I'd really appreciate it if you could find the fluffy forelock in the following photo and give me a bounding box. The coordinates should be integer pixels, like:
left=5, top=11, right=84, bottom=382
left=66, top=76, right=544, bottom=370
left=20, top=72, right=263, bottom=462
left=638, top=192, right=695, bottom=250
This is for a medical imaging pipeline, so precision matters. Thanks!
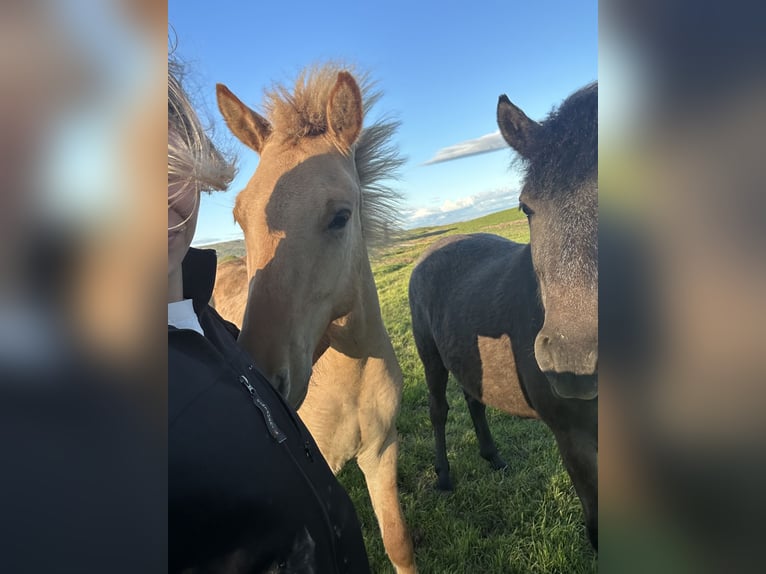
left=262, top=63, right=406, bottom=248
left=523, top=82, right=598, bottom=197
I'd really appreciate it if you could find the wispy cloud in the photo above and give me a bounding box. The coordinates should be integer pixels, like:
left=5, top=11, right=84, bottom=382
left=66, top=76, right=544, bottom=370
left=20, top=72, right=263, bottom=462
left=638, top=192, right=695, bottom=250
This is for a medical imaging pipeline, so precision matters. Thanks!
left=403, top=187, right=519, bottom=229
left=422, top=131, right=507, bottom=166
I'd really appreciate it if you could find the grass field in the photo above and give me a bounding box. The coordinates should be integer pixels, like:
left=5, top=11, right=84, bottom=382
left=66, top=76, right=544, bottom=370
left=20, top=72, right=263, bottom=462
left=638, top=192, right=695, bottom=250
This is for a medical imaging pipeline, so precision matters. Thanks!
left=336, top=208, right=598, bottom=573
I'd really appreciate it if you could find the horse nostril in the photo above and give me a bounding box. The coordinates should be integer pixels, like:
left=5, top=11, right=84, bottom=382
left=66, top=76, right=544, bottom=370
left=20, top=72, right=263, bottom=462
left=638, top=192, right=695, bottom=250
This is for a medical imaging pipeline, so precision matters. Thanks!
left=534, top=332, right=560, bottom=373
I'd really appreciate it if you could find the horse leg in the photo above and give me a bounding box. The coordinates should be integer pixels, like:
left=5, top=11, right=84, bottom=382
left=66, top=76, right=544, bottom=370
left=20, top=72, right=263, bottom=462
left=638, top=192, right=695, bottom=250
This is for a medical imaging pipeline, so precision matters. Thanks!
left=357, top=433, right=417, bottom=574
left=411, top=318, right=453, bottom=491
left=463, top=390, right=507, bottom=471
left=553, top=428, right=598, bottom=550
left=421, top=349, right=452, bottom=491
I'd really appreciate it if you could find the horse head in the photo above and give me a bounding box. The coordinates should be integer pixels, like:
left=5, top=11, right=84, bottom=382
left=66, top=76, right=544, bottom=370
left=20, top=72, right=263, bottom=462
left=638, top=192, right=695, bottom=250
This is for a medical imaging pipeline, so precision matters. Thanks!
left=497, top=83, right=598, bottom=400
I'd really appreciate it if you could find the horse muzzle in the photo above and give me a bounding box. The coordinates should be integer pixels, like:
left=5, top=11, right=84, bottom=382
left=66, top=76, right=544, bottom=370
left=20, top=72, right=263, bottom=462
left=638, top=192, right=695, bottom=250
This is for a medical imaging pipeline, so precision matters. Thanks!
left=544, top=371, right=598, bottom=400
left=270, top=365, right=313, bottom=410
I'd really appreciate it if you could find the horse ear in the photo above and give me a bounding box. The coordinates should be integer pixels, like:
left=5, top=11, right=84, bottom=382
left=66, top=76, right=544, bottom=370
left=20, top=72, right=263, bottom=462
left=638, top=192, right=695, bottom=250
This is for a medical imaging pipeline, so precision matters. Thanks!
left=216, top=83, right=272, bottom=154
left=497, top=94, right=541, bottom=159
left=327, top=72, right=363, bottom=152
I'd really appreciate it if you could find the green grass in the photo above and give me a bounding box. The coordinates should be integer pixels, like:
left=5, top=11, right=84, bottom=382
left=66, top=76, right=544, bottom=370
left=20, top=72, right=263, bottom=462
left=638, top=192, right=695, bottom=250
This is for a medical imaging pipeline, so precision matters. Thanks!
left=338, top=208, right=597, bottom=573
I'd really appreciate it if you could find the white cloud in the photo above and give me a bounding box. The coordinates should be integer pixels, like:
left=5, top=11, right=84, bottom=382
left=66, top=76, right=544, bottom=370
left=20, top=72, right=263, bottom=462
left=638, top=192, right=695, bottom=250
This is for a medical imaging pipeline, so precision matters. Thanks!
left=192, top=230, right=244, bottom=247
left=441, top=196, right=476, bottom=212
left=405, top=187, right=520, bottom=229
left=422, top=131, right=507, bottom=165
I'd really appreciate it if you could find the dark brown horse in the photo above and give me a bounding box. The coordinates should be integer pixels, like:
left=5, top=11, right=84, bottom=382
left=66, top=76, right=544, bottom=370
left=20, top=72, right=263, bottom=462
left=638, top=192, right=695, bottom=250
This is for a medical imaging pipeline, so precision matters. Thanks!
left=408, top=83, right=598, bottom=549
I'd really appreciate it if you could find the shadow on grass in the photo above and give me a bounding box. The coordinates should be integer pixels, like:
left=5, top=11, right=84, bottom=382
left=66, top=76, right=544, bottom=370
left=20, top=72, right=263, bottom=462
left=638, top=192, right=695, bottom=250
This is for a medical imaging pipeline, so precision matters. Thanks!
left=405, top=227, right=458, bottom=241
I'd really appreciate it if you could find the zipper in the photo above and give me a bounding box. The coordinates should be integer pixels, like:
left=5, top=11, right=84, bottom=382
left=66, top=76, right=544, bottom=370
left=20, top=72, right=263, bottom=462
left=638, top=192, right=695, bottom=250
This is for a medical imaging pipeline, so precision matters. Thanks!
left=246, top=364, right=313, bottom=440
left=241, top=367, right=340, bottom=570
left=239, top=374, right=287, bottom=443
left=243, top=367, right=316, bottom=464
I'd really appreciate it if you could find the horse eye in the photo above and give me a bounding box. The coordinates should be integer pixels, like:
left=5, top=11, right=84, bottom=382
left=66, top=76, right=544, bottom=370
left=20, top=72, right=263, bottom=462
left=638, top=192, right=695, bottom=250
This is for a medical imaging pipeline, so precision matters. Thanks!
left=328, top=209, right=351, bottom=230
left=519, top=202, right=534, bottom=217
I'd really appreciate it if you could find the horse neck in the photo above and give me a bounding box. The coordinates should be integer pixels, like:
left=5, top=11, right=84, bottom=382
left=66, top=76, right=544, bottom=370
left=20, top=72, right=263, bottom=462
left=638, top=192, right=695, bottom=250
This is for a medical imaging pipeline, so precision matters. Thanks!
left=326, top=246, right=388, bottom=355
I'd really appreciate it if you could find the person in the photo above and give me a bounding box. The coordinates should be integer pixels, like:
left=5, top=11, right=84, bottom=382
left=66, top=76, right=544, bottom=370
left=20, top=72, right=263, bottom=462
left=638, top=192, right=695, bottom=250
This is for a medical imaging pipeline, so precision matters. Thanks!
left=1, top=6, right=165, bottom=573
left=168, top=56, right=371, bottom=573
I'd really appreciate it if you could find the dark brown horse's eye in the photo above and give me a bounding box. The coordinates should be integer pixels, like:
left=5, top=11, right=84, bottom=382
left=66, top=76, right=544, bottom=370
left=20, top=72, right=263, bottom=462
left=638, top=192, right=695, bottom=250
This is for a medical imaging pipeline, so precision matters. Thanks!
left=519, top=202, right=534, bottom=217
left=328, top=209, right=351, bottom=230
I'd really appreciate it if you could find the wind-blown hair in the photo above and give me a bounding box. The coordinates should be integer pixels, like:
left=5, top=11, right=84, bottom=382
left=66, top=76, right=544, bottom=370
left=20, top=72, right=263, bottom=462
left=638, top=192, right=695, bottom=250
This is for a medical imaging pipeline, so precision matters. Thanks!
left=262, top=63, right=405, bottom=247
left=168, top=57, right=236, bottom=200
left=522, top=82, right=598, bottom=197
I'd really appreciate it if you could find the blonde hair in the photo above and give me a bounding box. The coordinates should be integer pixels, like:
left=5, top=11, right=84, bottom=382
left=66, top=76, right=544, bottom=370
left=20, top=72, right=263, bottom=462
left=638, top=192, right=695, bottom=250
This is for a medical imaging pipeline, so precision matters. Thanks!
left=168, top=57, right=236, bottom=227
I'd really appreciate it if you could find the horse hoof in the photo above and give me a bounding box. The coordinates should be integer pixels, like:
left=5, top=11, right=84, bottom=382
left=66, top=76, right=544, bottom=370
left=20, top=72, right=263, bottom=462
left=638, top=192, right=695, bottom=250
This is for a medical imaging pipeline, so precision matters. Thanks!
left=434, top=478, right=454, bottom=492
left=490, top=457, right=508, bottom=471
left=588, top=526, right=598, bottom=552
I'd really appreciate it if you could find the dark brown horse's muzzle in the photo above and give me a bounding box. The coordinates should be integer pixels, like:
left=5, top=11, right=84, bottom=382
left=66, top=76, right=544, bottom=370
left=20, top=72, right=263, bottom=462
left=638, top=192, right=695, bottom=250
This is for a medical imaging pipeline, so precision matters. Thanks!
left=544, top=371, right=598, bottom=400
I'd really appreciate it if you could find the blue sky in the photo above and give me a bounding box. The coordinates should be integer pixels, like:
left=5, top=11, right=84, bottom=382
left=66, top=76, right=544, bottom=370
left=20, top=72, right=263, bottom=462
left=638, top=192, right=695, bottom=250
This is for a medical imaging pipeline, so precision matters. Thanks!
left=169, top=1, right=597, bottom=245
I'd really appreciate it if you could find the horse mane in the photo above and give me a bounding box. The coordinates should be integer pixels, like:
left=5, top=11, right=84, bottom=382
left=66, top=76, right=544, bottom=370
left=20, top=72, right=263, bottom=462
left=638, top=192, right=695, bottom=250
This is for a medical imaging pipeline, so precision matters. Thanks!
left=523, top=82, right=598, bottom=196
left=262, top=63, right=405, bottom=248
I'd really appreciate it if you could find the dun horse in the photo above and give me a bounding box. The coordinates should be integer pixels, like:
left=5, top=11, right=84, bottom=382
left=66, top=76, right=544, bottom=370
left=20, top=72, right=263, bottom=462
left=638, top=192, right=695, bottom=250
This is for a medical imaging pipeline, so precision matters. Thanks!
left=214, top=65, right=416, bottom=573
left=408, top=83, right=598, bottom=549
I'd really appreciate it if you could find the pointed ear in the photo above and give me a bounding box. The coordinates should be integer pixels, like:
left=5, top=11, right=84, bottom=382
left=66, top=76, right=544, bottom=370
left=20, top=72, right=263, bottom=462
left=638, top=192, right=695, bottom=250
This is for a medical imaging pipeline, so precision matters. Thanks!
left=497, top=94, right=542, bottom=159
left=216, top=83, right=272, bottom=154
left=326, top=72, right=363, bottom=152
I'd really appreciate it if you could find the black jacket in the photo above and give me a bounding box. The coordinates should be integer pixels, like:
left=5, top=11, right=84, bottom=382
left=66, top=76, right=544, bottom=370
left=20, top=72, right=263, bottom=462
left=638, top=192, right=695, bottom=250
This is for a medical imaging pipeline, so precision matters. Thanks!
left=169, top=248, right=370, bottom=573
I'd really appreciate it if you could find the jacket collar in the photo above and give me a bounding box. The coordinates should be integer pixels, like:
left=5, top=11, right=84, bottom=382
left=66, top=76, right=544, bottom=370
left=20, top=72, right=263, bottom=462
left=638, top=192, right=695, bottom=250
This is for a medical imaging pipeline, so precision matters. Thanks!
left=181, top=247, right=218, bottom=314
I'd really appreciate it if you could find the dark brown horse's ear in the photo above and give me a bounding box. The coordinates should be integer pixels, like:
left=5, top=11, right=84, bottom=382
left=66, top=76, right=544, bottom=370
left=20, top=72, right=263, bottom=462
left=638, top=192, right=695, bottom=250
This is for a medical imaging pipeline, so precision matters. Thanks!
left=216, top=83, right=272, bottom=154
left=327, top=71, right=363, bottom=153
left=497, top=94, right=542, bottom=159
